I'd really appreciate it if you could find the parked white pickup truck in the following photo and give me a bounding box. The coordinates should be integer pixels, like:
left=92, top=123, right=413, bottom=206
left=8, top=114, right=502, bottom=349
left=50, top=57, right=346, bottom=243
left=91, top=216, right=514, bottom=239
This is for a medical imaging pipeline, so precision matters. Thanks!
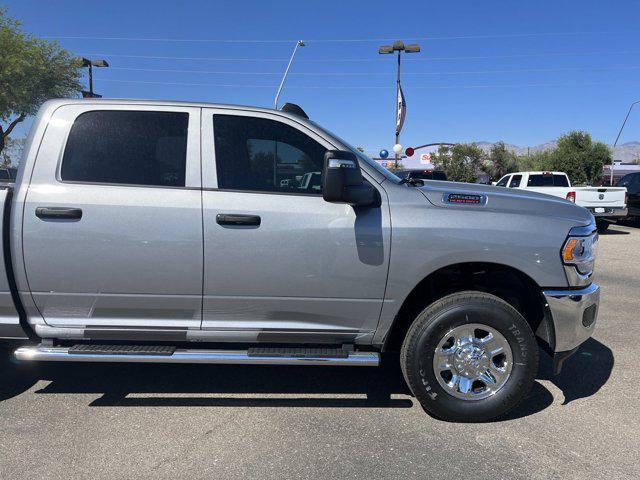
left=495, top=171, right=627, bottom=232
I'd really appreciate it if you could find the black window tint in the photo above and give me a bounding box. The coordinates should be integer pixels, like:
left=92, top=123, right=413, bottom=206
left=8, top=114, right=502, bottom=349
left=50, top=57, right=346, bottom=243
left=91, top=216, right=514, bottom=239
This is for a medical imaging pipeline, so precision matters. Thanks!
left=509, top=174, right=522, bottom=187
left=213, top=115, right=326, bottom=193
left=527, top=174, right=552, bottom=186
left=527, top=174, right=549, bottom=186
left=408, top=171, right=446, bottom=181
left=617, top=174, right=632, bottom=187
left=527, top=174, right=569, bottom=187
left=408, top=171, right=429, bottom=180
left=61, top=111, right=188, bottom=187
left=553, top=174, right=569, bottom=187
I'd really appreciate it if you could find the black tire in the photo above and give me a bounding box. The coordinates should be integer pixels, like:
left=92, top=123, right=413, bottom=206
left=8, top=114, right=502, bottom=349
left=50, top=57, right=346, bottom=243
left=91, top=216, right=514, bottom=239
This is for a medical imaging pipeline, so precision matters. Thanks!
left=596, top=220, right=610, bottom=233
left=400, top=291, right=538, bottom=422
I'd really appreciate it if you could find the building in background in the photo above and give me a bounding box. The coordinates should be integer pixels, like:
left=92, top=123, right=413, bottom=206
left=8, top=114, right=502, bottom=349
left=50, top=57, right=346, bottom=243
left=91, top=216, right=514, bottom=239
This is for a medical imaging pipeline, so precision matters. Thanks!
left=602, top=161, right=640, bottom=185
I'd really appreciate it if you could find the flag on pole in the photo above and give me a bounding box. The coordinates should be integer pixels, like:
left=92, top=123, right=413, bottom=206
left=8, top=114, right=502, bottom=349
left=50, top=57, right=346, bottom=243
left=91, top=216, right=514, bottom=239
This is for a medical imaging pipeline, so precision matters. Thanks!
left=396, top=83, right=406, bottom=135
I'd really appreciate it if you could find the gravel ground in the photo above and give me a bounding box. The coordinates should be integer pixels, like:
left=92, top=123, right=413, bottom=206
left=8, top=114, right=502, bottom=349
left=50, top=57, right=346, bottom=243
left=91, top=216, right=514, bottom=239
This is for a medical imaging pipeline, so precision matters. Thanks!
left=1, top=222, right=638, bottom=480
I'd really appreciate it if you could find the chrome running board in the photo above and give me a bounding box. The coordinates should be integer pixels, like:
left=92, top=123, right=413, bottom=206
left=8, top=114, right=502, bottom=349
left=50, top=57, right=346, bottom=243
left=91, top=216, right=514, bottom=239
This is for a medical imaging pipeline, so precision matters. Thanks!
left=14, top=345, right=380, bottom=367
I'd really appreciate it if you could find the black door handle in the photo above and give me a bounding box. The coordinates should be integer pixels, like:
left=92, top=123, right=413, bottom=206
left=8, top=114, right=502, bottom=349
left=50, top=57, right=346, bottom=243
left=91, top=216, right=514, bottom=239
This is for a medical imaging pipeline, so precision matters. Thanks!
left=36, top=207, right=83, bottom=220
left=216, top=214, right=261, bottom=226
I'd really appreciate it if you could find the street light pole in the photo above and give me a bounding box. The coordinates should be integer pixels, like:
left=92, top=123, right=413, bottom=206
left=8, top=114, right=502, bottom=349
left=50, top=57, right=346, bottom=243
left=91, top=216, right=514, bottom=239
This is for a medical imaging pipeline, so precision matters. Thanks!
left=379, top=40, right=420, bottom=169
left=611, top=100, right=640, bottom=185
left=76, top=57, right=109, bottom=98
left=88, top=63, right=94, bottom=95
left=274, top=40, right=305, bottom=110
left=395, top=50, right=401, bottom=156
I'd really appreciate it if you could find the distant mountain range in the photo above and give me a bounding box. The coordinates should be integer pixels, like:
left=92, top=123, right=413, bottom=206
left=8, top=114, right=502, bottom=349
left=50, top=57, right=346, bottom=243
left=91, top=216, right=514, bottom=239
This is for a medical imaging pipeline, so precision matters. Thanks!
left=474, top=141, right=640, bottom=163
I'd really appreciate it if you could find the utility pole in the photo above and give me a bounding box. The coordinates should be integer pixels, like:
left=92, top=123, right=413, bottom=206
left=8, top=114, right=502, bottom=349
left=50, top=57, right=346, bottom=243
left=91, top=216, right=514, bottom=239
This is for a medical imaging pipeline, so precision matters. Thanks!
left=274, top=40, right=305, bottom=110
left=611, top=100, right=640, bottom=185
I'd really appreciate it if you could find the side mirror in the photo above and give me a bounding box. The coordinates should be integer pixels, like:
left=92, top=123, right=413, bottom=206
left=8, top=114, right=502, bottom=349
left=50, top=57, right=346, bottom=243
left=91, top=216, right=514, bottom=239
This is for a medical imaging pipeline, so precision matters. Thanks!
left=322, top=150, right=379, bottom=207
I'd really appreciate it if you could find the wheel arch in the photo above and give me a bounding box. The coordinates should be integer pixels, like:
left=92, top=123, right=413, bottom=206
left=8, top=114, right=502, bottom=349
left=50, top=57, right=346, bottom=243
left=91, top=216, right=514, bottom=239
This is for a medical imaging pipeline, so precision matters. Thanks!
left=382, top=261, right=551, bottom=352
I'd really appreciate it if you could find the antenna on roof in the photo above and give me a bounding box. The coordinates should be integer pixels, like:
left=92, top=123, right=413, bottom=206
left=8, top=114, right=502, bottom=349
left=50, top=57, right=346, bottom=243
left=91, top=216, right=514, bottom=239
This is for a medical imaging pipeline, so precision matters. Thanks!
left=280, top=103, right=309, bottom=119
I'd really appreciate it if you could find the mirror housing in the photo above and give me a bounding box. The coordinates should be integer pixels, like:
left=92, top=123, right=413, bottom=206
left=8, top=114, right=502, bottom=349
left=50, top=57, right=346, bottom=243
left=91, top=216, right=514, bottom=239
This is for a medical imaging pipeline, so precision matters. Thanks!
left=322, top=150, right=379, bottom=207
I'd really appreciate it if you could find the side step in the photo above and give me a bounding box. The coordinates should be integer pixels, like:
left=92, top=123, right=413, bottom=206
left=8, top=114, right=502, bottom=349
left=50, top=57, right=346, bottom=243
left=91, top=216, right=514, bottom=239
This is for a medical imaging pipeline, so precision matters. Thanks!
left=14, top=344, right=379, bottom=367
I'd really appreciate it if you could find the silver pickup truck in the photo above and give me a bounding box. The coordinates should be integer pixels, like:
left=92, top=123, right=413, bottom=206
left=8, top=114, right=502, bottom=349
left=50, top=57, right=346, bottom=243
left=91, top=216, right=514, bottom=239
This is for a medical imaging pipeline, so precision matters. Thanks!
left=0, top=99, right=600, bottom=422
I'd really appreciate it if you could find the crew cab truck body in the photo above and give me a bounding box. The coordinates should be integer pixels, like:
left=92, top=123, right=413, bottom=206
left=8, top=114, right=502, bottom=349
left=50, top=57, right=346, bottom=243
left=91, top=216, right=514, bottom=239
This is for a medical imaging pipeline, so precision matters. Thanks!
left=1, top=99, right=600, bottom=422
left=495, top=171, right=627, bottom=232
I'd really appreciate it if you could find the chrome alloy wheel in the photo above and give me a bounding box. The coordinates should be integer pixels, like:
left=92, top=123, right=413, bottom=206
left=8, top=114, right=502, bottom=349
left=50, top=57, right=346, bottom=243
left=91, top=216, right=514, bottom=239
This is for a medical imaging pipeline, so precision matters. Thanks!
left=433, top=323, right=513, bottom=401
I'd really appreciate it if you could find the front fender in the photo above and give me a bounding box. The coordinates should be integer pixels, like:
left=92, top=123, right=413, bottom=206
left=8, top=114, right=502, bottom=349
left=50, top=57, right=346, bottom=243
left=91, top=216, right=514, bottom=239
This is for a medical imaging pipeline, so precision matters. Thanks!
left=372, top=189, right=575, bottom=346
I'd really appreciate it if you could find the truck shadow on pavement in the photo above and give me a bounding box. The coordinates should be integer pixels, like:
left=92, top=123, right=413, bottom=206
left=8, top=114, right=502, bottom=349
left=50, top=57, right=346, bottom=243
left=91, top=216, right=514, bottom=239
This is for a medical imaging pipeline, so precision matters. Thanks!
left=0, top=338, right=613, bottom=419
left=600, top=227, right=630, bottom=235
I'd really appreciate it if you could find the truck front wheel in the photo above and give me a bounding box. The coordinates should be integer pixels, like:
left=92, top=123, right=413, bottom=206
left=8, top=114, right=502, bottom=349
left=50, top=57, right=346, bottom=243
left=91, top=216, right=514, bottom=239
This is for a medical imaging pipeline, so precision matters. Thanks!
left=400, top=291, right=538, bottom=422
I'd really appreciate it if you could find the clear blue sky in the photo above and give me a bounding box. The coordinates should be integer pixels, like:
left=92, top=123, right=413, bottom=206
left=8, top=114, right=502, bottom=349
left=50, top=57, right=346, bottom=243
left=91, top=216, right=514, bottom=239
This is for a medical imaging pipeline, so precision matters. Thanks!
left=4, top=0, right=640, bottom=154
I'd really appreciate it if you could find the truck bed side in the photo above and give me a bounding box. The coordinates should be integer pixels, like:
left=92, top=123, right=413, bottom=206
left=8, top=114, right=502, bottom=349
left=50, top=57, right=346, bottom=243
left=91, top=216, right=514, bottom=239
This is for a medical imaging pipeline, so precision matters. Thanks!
left=519, top=186, right=573, bottom=201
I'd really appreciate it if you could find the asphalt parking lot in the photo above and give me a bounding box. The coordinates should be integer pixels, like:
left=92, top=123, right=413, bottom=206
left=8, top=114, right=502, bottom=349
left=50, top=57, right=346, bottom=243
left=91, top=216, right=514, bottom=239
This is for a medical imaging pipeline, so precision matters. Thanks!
left=1, top=222, right=639, bottom=480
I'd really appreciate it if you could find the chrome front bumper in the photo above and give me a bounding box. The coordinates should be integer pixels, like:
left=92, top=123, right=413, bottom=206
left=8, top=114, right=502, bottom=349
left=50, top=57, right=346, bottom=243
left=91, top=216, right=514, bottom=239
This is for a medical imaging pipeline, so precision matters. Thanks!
left=543, top=283, right=600, bottom=353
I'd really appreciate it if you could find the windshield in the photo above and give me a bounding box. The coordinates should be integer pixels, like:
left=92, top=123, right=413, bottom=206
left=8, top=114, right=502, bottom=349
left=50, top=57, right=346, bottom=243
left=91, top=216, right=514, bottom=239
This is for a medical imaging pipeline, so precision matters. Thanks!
left=308, top=121, right=401, bottom=184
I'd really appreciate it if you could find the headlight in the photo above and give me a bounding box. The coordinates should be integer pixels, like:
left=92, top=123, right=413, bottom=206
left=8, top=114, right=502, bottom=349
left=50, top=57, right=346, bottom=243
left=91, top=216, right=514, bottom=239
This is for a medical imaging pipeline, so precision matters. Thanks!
left=561, top=224, right=598, bottom=284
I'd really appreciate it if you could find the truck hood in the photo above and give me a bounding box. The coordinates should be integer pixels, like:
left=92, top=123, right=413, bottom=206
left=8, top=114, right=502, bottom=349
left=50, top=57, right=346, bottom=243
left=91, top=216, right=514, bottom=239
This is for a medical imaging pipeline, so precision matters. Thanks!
left=417, top=180, right=594, bottom=226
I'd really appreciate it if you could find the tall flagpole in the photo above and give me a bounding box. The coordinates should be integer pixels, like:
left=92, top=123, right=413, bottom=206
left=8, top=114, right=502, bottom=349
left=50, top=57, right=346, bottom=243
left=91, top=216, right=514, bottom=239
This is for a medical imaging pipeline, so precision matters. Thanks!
left=395, top=50, right=402, bottom=169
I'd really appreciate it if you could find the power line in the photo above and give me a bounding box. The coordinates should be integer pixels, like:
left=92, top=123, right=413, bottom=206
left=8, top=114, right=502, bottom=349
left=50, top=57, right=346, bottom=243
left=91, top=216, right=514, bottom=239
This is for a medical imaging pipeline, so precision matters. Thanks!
left=427, top=50, right=638, bottom=61
left=83, top=53, right=290, bottom=62
left=109, top=65, right=640, bottom=77
left=100, top=78, right=640, bottom=90
left=45, top=30, right=636, bottom=44
left=80, top=50, right=639, bottom=63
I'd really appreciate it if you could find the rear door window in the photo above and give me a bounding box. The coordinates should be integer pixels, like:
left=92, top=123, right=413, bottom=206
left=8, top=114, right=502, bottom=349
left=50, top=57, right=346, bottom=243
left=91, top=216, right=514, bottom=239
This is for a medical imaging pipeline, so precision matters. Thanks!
left=61, top=110, right=189, bottom=187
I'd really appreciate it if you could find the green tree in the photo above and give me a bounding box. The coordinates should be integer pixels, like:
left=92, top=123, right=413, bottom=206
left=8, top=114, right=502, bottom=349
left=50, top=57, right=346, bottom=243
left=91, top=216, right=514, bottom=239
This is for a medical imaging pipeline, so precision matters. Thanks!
left=0, top=8, right=81, bottom=155
left=0, top=136, right=24, bottom=167
left=487, top=142, right=518, bottom=180
left=552, top=131, right=611, bottom=185
left=431, top=143, right=485, bottom=183
left=516, top=150, right=554, bottom=172
left=514, top=132, right=611, bottom=185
